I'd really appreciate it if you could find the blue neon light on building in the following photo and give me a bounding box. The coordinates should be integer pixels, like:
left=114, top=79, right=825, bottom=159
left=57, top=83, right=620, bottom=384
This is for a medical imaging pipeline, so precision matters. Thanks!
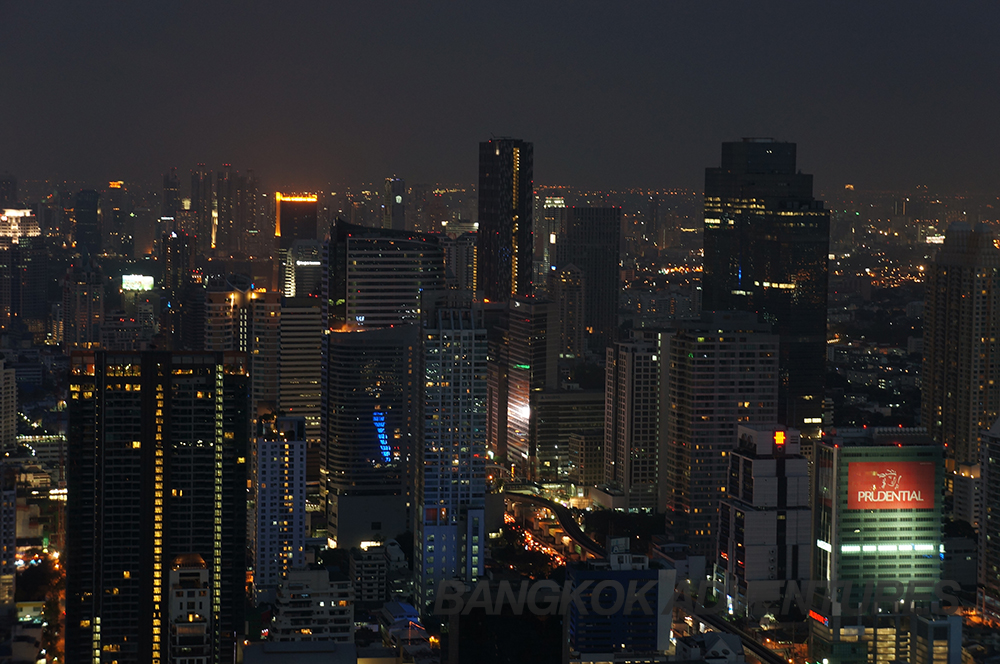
left=373, top=411, right=391, bottom=463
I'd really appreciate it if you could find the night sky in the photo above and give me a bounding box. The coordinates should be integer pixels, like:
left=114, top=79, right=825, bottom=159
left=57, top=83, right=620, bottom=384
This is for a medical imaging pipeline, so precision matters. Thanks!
left=4, top=2, right=999, bottom=193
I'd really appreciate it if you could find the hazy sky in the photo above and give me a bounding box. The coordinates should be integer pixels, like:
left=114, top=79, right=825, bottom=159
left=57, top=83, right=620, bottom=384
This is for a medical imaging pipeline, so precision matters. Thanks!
left=4, top=2, right=999, bottom=193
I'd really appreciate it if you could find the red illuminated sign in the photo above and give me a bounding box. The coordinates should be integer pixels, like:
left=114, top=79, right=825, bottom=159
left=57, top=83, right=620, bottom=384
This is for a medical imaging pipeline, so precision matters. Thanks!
left=847, top=461, right=935, bottom=510
left=808, top=609, right=829, bottom=626
left=774, top=430, right=786, bottom=446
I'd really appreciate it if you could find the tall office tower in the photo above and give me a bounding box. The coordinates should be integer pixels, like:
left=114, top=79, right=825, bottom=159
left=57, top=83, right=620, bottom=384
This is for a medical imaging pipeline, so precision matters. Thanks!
left=281, top=239, right=323, bottom=297
left=477, top=137, right=533, bottom=302
left=190, top=164, right=214, bottom=254
left=416, top=291, right=495, bottom=612
left=277, top=297, right=323, bottom=478
left=235, top=170, right=260, bottom=256
left=213, top=165, right=233, bottom=254
left=162, top=230, right=193, bottom=292
left=383, top=177, right=406, bottom=231
left=275, top=193, right=319, bottom=293
left=534, top=389, right=605, bottom=481
left=549, top=264, right=586, bottom=359
left=441, top=232, right=478, bottom=292
left=321, top=325, right=418, bottom=549
left=61, top=258, right=104, bottom=351
left=160, top=230, right=194, bottom=347
left=323, top=220, right=445, bottom=328
left=811, top=427, right=944, bottom=664
left=66, top=351, right=248, bottom=664
left=717, top=425, right=811, bottom=615
left=922, top=222, right=1000, bottom=465
left=250, top=416, right=307, bottom=604
left=248, top=291, right=282, bottom=421
left=0, top=360, right=14, bottom=456
left=980, top=420, right=1000, bottom=621
left=203, top=275, right=253, bottom=352
left=662, top=311, right=779, bottom=555
left=486, top=297, right=559, bottom=479
left=162, top=167, right=181, bottom=220
left=74, top=189, right=102, bottom=255
left=537, top=196, right=566, bottom=294
left=557, top=207, right=623, bottom=352
left=103, top=180, right=130, bottom=254
left=702, top=139, right=830, bottom=437
left=0, top=209, right=44, bottom=333
left=604, top=331, right=661, bottom=511
left=0, top=173, right=16, bottom=207
left=0, top=464, right=14, bottom=613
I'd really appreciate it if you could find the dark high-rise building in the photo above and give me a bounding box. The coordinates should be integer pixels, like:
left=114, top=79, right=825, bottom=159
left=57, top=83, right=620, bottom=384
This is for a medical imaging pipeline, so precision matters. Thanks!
left=190, top=164, right=214, bottom=254
left=66, top=351, right=248, bottom=664
left=556, top=207, right=622, bottom=351
left=215, top=164, right=235, bottom=254
left=702, top=139, right=829, bottom=436
left=477, top=137, right=533, bottom=302
left=74, top=189, right=102, bottom=255
left=921, top=223, right=1000, bottom=465
left=275, top=192, right=319, bottom=248
left=323, top=219, right=445, bottom=329
left=235, top=170, right=259, bottom=256
left=321, top=325, right=417, bottom=549
left=162, top=167, right=181, bottom=220
left=383, top=176, right=406, bottom=231
left=0, top=173, right=16, bottom=208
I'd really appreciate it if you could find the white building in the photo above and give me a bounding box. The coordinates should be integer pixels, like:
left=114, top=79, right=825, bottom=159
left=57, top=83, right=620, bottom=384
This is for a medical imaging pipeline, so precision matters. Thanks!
left=251, top=417, right=307, bottom=604
left=416, top=292, right=495, bottom=612
left=717, top=425, right=811, bottom=614
left=168, top=554, right=212, bottom=664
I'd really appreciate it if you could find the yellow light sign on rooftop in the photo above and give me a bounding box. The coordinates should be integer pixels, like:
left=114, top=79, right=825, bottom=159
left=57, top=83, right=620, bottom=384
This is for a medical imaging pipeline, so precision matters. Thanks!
left=274, top=192, right=318, bottom=237
left=275, top=192, right=317, bottom=203
left=109, top=181, right=123, bottom=189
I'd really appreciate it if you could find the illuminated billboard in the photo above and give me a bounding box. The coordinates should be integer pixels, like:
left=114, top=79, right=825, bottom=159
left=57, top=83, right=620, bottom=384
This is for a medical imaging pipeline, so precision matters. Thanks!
left=122, top=274, right=154, bottom=291
left=848, top=461, right=935, bottom=510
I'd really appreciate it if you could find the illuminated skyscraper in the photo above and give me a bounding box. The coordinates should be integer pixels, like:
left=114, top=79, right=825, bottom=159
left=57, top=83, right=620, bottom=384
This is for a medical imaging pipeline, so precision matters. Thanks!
left=383, top=176, right=406, bottom=231
left=0, top=209, right=44, bottom=333
left=415, top=291, right=498, bottom=611
left=190, top=164, right=214, bottom=255
left=921, top=222, right=1000, bottom=465
left=275, top=192, right=319, bottom=294
left=323, top=220, right=444, bottom=328
left=250, top=416, right=307, bottom=604
left=702, top=139, right=829, bottom=437
left=811, top=427, right=944, bottom=664
left=477, top=137, right=533, bottom=302
left=485, top=296, right=558, bottom=479
left=66, top=351, right=248, bottom=664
